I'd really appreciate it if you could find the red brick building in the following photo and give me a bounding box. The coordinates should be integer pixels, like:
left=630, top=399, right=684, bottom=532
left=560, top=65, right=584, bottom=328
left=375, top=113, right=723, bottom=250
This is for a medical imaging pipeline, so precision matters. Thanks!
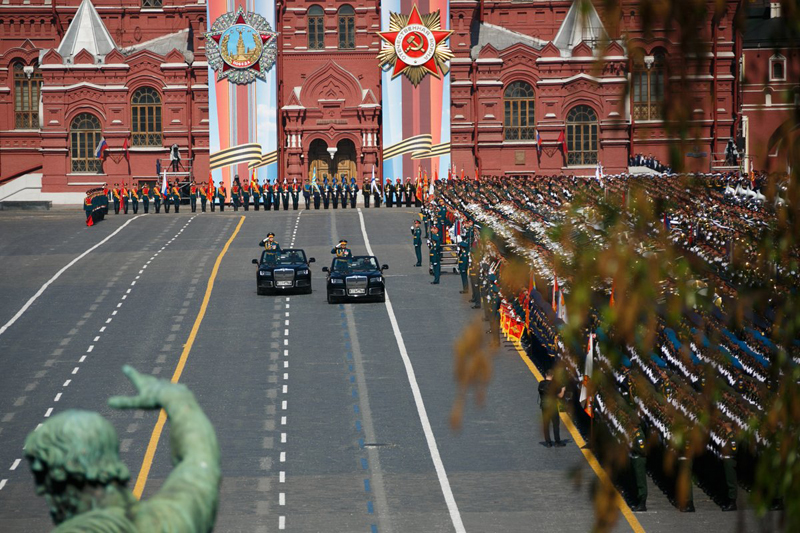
left=275, top=0, right=381, bottom=185
left=740, top=0, right=799, bottom=173
left=0, top=0, right=208, bottom=201
left=449, top=0, right=742, bottom=177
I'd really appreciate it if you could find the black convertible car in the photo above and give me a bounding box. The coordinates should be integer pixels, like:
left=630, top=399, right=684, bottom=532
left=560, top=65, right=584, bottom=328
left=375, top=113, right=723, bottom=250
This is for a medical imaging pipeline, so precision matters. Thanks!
left=322, top=255, right=388, bottom=304
left=252, top=248, right=315, bottom=295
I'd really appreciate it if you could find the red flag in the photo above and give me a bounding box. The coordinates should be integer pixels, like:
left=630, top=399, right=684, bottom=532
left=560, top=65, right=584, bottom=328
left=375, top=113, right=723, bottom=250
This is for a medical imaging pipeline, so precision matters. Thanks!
left=122, top=138, right=129, bottom=162
left=557, top=131, right=567, bottom=154
left=475, top=168, right=479, bottom=181
left=460, top=168, right=465, bottom=180
left=86, top=214, right=94, bottom=227
left=447, top=167, right=452, bottom=181
left=609, top=280, right=615, bottom=308
left=552, top=276, right=558, bottom=312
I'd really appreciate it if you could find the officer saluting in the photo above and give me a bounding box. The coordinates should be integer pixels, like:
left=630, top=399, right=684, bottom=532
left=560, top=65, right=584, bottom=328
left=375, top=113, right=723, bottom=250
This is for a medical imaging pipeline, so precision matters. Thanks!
left=411, top=219, right=422, bottom=267
left=331, top=240, right=352, bottom=258
left=259, top=233, right=282, bottom=263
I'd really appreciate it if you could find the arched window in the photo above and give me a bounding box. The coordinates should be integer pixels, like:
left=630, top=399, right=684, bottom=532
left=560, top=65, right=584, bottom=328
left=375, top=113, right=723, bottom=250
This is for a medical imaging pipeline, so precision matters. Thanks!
left=566, top=105, right=598, bottom=166
left=503, top=81, right=535, bottom=141
left=338, top=5, right=355, bottom=50
left=308, top=5, right=324, bottom=50
left=765, top=89, right=773, bottom=107
left=70, top=113, right=102, bottom=173
left=770, top=54, right=786, bottom=81
left=131, top=87, right=162, bottom=146
left=13, top=62, right=42, bottom=129
left=632, top=50, right=665, bottom=121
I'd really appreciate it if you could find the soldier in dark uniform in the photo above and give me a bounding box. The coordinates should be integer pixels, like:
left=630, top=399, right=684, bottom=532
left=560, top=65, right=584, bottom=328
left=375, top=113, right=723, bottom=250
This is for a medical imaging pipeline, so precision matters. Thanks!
left=313, top=180, right=321, bottom=209
left=281, top=180, right=290, bottom=210
left=253, top=179, right=261, bottom=211
left=291, top=179, right=300, bottom=210
left=350, top=178, right=358, bottom=208
left=429, top=225, right=441, bottom=284
left=272, top=181, right=281, bottom=211
left=405, top=178, right=414, bottom=207
left=231, top=178, right=241, bottom=211
left=469, top=249, right=481, bottom=308
left=457, top=241, right=469, bottom=293
left=153, top=186, right=163, bottom=213
left=171, top=182, right=181, bottom=213
left=190, top=180, right=198, bottom=212
left=332, top=178, right=341, bottom=209
left=217, top=182, right=227, bottom=212
left=259, top=232, right=282, bottom=264
left=372, top=178, right=382, bottom=208
left=411, top=219, right=422, bottom=266
left=629, top=428, right=648, bottom=512
left=303, top=181, right=311, bottom=209
left=395, top=178, right=403, bottom=207
left=331, top=240, right=353, bottom=258
left=121, top=184, right=129, bottom=214
left=340, top=177, right=348, bottom=209
left=199, top=182, right=207, bottom=212
left=265, top=179, right=273, bottom=211
left=720, top=423, right=738, bottom=511
left=129, top=184, right=139, bottom=214
left=241, top=180, right=251, bottom=211
left=538, top=369, right=566, bottom=447
left=385, top=179, right=394, bottom=207
left=142, top=183, right=151, bottom=214
left=163, top=183, right=171, bottom=213
left=322, top=177, right=331, bottom=209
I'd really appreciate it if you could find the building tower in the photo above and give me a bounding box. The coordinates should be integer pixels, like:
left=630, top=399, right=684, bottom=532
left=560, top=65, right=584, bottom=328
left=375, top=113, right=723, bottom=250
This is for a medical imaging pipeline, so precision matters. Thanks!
left=275, top=1, right=382, bottom=185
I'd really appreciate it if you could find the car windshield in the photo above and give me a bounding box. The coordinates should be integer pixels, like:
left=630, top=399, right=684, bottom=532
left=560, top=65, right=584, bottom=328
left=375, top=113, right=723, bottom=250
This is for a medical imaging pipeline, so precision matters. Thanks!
left=262, top=250, right=306, bottom=265
left=332, top=256, right=379, bottom=273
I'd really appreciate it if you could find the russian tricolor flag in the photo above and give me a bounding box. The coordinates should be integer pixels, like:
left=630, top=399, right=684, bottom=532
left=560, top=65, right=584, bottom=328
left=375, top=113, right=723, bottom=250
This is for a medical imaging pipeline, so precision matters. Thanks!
left=95, top=138, right=108, bottom=159
left=535, top=129, right=542, bottom=156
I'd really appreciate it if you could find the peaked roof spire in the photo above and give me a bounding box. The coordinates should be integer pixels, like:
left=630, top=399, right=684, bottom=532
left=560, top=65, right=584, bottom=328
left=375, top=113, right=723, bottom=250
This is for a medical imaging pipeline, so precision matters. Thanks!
left=553, top=0, right=609, bottom=57
left=56, top=0, right=117, bottom=64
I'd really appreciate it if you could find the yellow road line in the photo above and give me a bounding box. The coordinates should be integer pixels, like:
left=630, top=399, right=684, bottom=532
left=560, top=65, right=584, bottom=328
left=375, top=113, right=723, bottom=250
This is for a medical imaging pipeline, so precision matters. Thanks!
left=132, top=215, right=246, bottom=499
left=512, top=341, right=646, bottom=533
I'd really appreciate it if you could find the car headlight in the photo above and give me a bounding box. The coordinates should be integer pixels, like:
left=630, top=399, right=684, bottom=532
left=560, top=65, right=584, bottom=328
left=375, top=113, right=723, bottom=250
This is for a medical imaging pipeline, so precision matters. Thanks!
left=297, top=269, right=309, bottom=276
left=371, top=276, right=383, bottom=283
left=331, top=278, right=344, bottom=285
left=259, top=270, right=271, bottom=276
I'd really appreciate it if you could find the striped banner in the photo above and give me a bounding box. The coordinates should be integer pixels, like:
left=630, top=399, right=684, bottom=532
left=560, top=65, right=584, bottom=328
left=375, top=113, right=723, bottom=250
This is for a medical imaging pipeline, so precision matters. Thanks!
left=411, top=141, right=451, bottom=160
left=248, top=150, right=278, bottom=170
left=210, top=142, right=263, bottom=170
left=383, top=134, right=432, bottom=161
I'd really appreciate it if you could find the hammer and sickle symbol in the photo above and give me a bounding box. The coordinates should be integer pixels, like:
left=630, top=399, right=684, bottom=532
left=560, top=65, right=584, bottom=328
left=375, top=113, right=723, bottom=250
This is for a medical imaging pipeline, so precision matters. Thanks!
left=404, top=32, right=425, bottom=53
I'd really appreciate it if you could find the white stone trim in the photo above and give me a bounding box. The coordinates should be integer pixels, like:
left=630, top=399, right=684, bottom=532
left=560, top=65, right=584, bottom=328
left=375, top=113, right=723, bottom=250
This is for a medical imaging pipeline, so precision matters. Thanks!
left=538, top=73, right=626, bottom=85
left=160, top=63, right=189, bottom=69
left=537, top=56, right=627, bottom=63
left=41, top=82, right=127, bottom=91
left=39, top=64, right=130, bottom=70
left=476, top=80, right=503, bottom=86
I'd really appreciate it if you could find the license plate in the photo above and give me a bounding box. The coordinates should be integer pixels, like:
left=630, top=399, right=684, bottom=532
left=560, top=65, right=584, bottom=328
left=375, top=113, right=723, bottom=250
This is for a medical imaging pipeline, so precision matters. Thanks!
left=277, top=281, right=292, bottom=287
left=349, top=289, right=365, bottom=295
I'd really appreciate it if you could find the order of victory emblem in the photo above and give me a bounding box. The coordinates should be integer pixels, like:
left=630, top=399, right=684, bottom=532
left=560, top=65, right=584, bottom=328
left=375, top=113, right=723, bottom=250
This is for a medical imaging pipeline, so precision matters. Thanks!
left=377, top=4, right=453, bottom=87
left=206, top=7, right=277, bottom=85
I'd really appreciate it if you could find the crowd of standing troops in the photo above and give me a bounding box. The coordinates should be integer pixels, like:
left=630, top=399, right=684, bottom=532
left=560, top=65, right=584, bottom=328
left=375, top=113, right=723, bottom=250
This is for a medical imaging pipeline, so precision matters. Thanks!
left=99, top=175, right=432, bottom=214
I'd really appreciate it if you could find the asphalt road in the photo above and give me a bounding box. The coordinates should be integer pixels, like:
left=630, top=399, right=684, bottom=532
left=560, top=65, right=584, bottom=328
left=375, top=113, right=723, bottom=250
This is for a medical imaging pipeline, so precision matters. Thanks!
left=0, top=207, right=772, bottom=532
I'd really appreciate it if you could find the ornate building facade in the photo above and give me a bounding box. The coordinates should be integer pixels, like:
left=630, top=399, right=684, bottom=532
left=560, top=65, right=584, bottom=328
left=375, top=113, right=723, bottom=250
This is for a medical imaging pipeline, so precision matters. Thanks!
left=449, top=0, right=742, bottom=177
left=0, top=0, right=208, bottom=199
left=275, top=0, right=381, bottom=185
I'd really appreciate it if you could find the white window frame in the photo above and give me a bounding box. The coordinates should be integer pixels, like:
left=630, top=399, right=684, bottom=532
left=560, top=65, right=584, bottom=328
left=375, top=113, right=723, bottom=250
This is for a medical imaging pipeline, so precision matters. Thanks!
left=769, top=54, right=786, bottom=82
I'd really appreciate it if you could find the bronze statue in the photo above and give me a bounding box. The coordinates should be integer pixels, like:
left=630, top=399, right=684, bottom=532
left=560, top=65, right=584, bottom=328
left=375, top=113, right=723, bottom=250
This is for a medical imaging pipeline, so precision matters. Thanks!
left=24, top=366, right=220, bottom=532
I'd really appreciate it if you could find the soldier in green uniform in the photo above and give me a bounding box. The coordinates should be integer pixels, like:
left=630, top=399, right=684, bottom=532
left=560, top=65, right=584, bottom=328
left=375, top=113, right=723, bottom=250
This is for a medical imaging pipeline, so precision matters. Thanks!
left=265, top=179, right=273, bottom=211
left=242, top=181, right=250, bottom=211
left=457, top=241, right=469, bottom=293
left=253, top=179, right=261, bottom=211
left=163, top=183, right=171, bottom=213
left=411, top=220, right=422, bottom=266
left=469, top=249, right=482, bottom=308
left=129, top=184, right=139, bottom=214
left=720, top=423, right=738, bottom=511
left=190, top=180, right=198, bottom=212
left=281, top=180, right=290, bottom=210
left=259, top=233, right=282, bottom=264
left=153, top=186, right=163, bottom=213
left=272, top=181, right=281, bottom=210
left=331, top=240, right=353, bottom=258
left=143, top=183, right=151, bottom=213
left=291, top=179, right=300, bottom=210
left=429, top=225, right=441, bottom=284
left=630, top=428, right=648, bottom=511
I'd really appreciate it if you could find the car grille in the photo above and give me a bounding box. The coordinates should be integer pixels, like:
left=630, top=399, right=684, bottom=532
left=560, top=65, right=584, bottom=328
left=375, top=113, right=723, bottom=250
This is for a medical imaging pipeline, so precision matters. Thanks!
left=274, top=269, right=295, bottom=283
left=346, top=276, right=367, bottom=291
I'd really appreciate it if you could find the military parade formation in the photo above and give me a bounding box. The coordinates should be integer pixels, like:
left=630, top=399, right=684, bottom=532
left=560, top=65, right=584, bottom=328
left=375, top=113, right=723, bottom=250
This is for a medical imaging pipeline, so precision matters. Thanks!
left=413, top=171, right=793, bottom=516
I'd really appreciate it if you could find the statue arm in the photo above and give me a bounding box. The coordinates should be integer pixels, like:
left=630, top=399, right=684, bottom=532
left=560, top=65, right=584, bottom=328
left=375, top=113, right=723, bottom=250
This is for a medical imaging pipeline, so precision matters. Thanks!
left=109, top=366, right=220, bottom=533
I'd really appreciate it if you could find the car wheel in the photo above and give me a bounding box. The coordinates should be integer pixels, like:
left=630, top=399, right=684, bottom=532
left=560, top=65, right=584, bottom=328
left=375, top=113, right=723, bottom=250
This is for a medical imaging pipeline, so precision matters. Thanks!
left=327, top=292, right=335, bottom=304
left=257, top=287, right=265, bottom=296
left=304, top=286, right=313, bottom=295
left=379, top=294, right=386, bottom=303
